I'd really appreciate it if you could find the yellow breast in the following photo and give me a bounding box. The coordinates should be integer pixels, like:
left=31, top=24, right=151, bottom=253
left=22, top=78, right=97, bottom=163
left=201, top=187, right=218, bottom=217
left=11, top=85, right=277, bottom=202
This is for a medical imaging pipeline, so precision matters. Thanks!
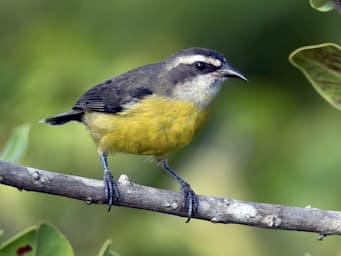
left=82, top=95, right=209, bottom=156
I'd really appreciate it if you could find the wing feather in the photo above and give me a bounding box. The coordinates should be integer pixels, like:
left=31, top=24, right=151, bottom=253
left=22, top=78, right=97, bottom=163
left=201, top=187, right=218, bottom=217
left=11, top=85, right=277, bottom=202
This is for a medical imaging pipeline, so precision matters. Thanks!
left=73, top=65, right=157, bottom=114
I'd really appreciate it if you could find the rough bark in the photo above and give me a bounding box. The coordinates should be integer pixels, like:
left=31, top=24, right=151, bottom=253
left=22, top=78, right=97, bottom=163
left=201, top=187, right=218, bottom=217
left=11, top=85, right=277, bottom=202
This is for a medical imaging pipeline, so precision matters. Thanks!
left=1, top=160, right=341, bottom=238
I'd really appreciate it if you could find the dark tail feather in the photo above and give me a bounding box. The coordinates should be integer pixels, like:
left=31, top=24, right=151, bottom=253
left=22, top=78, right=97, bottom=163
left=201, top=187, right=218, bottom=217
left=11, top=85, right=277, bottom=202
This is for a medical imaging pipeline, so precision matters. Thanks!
left=42, top=109, right=84, bottom=125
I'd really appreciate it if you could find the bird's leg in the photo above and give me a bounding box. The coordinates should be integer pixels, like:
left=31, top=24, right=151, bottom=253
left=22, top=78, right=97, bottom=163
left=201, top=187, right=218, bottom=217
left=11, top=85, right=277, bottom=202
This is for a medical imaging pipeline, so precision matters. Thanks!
left=159, top=159, right=198, bottom=222
left=100, top=153, right=120, bottom=211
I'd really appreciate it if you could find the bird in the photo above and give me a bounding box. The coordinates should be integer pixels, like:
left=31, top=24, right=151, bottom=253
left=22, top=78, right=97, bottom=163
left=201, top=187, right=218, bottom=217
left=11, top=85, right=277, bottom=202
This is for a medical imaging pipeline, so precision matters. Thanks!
left=43, top=47, right=247, bottom=222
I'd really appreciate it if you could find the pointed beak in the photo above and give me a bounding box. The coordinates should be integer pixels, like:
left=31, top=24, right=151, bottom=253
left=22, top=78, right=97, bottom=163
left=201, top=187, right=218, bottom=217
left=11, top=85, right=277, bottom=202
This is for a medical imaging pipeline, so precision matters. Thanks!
left=219, top=63, right=248, bottom=81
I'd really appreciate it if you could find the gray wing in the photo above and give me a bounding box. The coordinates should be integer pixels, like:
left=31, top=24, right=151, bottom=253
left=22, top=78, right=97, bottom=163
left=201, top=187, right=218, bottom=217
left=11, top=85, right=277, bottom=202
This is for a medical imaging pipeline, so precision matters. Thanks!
left=73, top=63, right=161, bottom=113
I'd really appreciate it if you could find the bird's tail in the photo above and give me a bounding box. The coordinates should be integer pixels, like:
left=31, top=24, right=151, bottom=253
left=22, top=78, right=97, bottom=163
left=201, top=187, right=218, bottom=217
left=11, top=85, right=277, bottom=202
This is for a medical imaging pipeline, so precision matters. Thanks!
left=42, top=109, right=84, bottom=125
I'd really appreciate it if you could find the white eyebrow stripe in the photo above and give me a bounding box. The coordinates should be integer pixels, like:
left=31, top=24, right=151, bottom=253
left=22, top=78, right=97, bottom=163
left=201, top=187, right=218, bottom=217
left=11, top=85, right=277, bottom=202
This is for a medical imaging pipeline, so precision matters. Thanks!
left=167, top=54, right=222, bottom=70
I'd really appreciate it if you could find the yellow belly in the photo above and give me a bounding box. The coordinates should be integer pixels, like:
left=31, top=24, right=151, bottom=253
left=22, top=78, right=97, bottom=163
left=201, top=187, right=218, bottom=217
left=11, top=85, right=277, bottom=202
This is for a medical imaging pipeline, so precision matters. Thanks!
left=82, top=95, right=209, bottom=156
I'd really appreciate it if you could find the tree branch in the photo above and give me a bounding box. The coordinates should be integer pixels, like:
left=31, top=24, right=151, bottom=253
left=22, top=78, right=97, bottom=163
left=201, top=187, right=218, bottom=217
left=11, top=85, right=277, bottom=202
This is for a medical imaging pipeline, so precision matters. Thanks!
left=1, top=160, right=341, bottom=238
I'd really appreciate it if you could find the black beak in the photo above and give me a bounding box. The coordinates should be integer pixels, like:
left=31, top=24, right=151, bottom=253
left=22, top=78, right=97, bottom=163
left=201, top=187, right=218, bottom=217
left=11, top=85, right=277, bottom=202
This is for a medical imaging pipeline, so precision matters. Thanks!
left=219, top=63, right=247, bottom=81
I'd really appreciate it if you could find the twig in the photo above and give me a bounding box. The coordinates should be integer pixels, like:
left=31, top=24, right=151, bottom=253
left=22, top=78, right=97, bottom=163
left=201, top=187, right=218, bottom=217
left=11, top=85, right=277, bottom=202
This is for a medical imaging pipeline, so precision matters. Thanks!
left=1, top=160, right=341, bottom=237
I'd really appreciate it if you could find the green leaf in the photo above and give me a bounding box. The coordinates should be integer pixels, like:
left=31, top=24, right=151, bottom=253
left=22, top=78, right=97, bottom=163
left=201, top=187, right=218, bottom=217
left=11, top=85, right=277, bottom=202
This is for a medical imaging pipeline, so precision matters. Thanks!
left=0, top=230, right=3, bottom=238
left=97, top=240, right=119, bottom=256
left=309, top=0, right=337, bottom=11
left=0, top=222, right=75, bottom=256
left=0, top=222, right=117, bottom=256
left=289, top=43, right=341, bottom=110
left=0, top=225, right=38, bottom=256
left=0, top=124, right=30, bottom=162
left=35, top=223, right=75, bottom=256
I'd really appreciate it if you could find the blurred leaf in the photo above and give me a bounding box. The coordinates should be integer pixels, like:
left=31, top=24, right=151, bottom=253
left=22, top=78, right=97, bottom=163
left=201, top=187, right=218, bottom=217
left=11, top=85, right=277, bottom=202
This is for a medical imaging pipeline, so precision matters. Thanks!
left=334, top=0, right=341, bottom=11
left=35, top=223, right=75, bottom=256
left=0, top=222, right=75, bottom=256
left=97, top=240, right=119, bottom=256
left=0, top=225, right=37, bottom=256
left=309, top=0, right=338, bottom=11
left=289, top=43, right=341, bottom=110
left=0, top=124, right=30, bottom=162
left=0, top=230, right=3, bottom=238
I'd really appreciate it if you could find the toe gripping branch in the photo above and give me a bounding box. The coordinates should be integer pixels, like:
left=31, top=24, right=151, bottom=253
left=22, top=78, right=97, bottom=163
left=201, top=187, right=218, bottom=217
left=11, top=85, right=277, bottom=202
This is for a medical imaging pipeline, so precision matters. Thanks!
left=99, top=154, right=198, bottom=220
left=101, top=153, right=120, bottom=211
left=159, top=159, right=199, bottom=222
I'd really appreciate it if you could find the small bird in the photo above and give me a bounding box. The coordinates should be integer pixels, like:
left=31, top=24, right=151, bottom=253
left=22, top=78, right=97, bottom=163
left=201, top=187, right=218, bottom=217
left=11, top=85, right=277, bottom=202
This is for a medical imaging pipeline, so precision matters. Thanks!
left=43, top=47, right=246, bottom=222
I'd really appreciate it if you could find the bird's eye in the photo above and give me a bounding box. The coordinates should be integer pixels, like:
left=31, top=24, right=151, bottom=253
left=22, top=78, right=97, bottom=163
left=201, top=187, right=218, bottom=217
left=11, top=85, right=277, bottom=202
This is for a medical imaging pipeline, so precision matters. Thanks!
left=195, top=62, right=206, bottom=71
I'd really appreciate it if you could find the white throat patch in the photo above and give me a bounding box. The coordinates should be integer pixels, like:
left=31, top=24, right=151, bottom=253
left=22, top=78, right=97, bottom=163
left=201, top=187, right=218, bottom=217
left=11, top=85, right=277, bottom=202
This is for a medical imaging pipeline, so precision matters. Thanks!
left=172, top=73, right=223, bottom=110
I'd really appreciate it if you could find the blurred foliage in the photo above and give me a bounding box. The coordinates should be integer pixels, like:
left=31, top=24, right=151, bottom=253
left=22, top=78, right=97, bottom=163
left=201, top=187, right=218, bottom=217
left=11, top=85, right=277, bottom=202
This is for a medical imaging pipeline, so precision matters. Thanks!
left=309, top=0, right=340, bottom=12
left=0, top=1, right=341, bottom=256
left=290, top=43, right=341, bottom=110
left=0, top=124, right=30, bottom=162
left=98, top=240, right=119, bottom=256
left=0, top=225, right=36, bottom=256
left=0, top=222, right=116, bottom=256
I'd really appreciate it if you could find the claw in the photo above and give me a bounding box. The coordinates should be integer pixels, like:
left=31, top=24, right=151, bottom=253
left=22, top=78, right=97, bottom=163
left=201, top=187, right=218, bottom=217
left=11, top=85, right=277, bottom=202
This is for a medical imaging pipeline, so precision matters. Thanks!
left=104, top=169, right=120, bottom=211
left=158, top=159, right=199, bottom=222
left=101, top=153, right=120, bottom=211
left=181, top=182, right=199, bottom=222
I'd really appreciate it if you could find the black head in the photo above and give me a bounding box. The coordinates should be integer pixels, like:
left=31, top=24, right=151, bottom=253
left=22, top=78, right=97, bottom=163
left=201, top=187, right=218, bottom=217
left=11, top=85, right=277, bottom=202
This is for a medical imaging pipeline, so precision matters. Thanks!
left=159, top=47, right=246, bottom=109
left=164, top=47, right=246, bottom=84
left=172, top=47, right=227, bottom=66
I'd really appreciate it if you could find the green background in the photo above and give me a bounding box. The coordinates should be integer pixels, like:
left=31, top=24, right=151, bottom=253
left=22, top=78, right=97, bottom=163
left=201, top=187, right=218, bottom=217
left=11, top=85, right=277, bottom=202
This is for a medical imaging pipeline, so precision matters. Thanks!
left=1, top=1, right=341, bottom=255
